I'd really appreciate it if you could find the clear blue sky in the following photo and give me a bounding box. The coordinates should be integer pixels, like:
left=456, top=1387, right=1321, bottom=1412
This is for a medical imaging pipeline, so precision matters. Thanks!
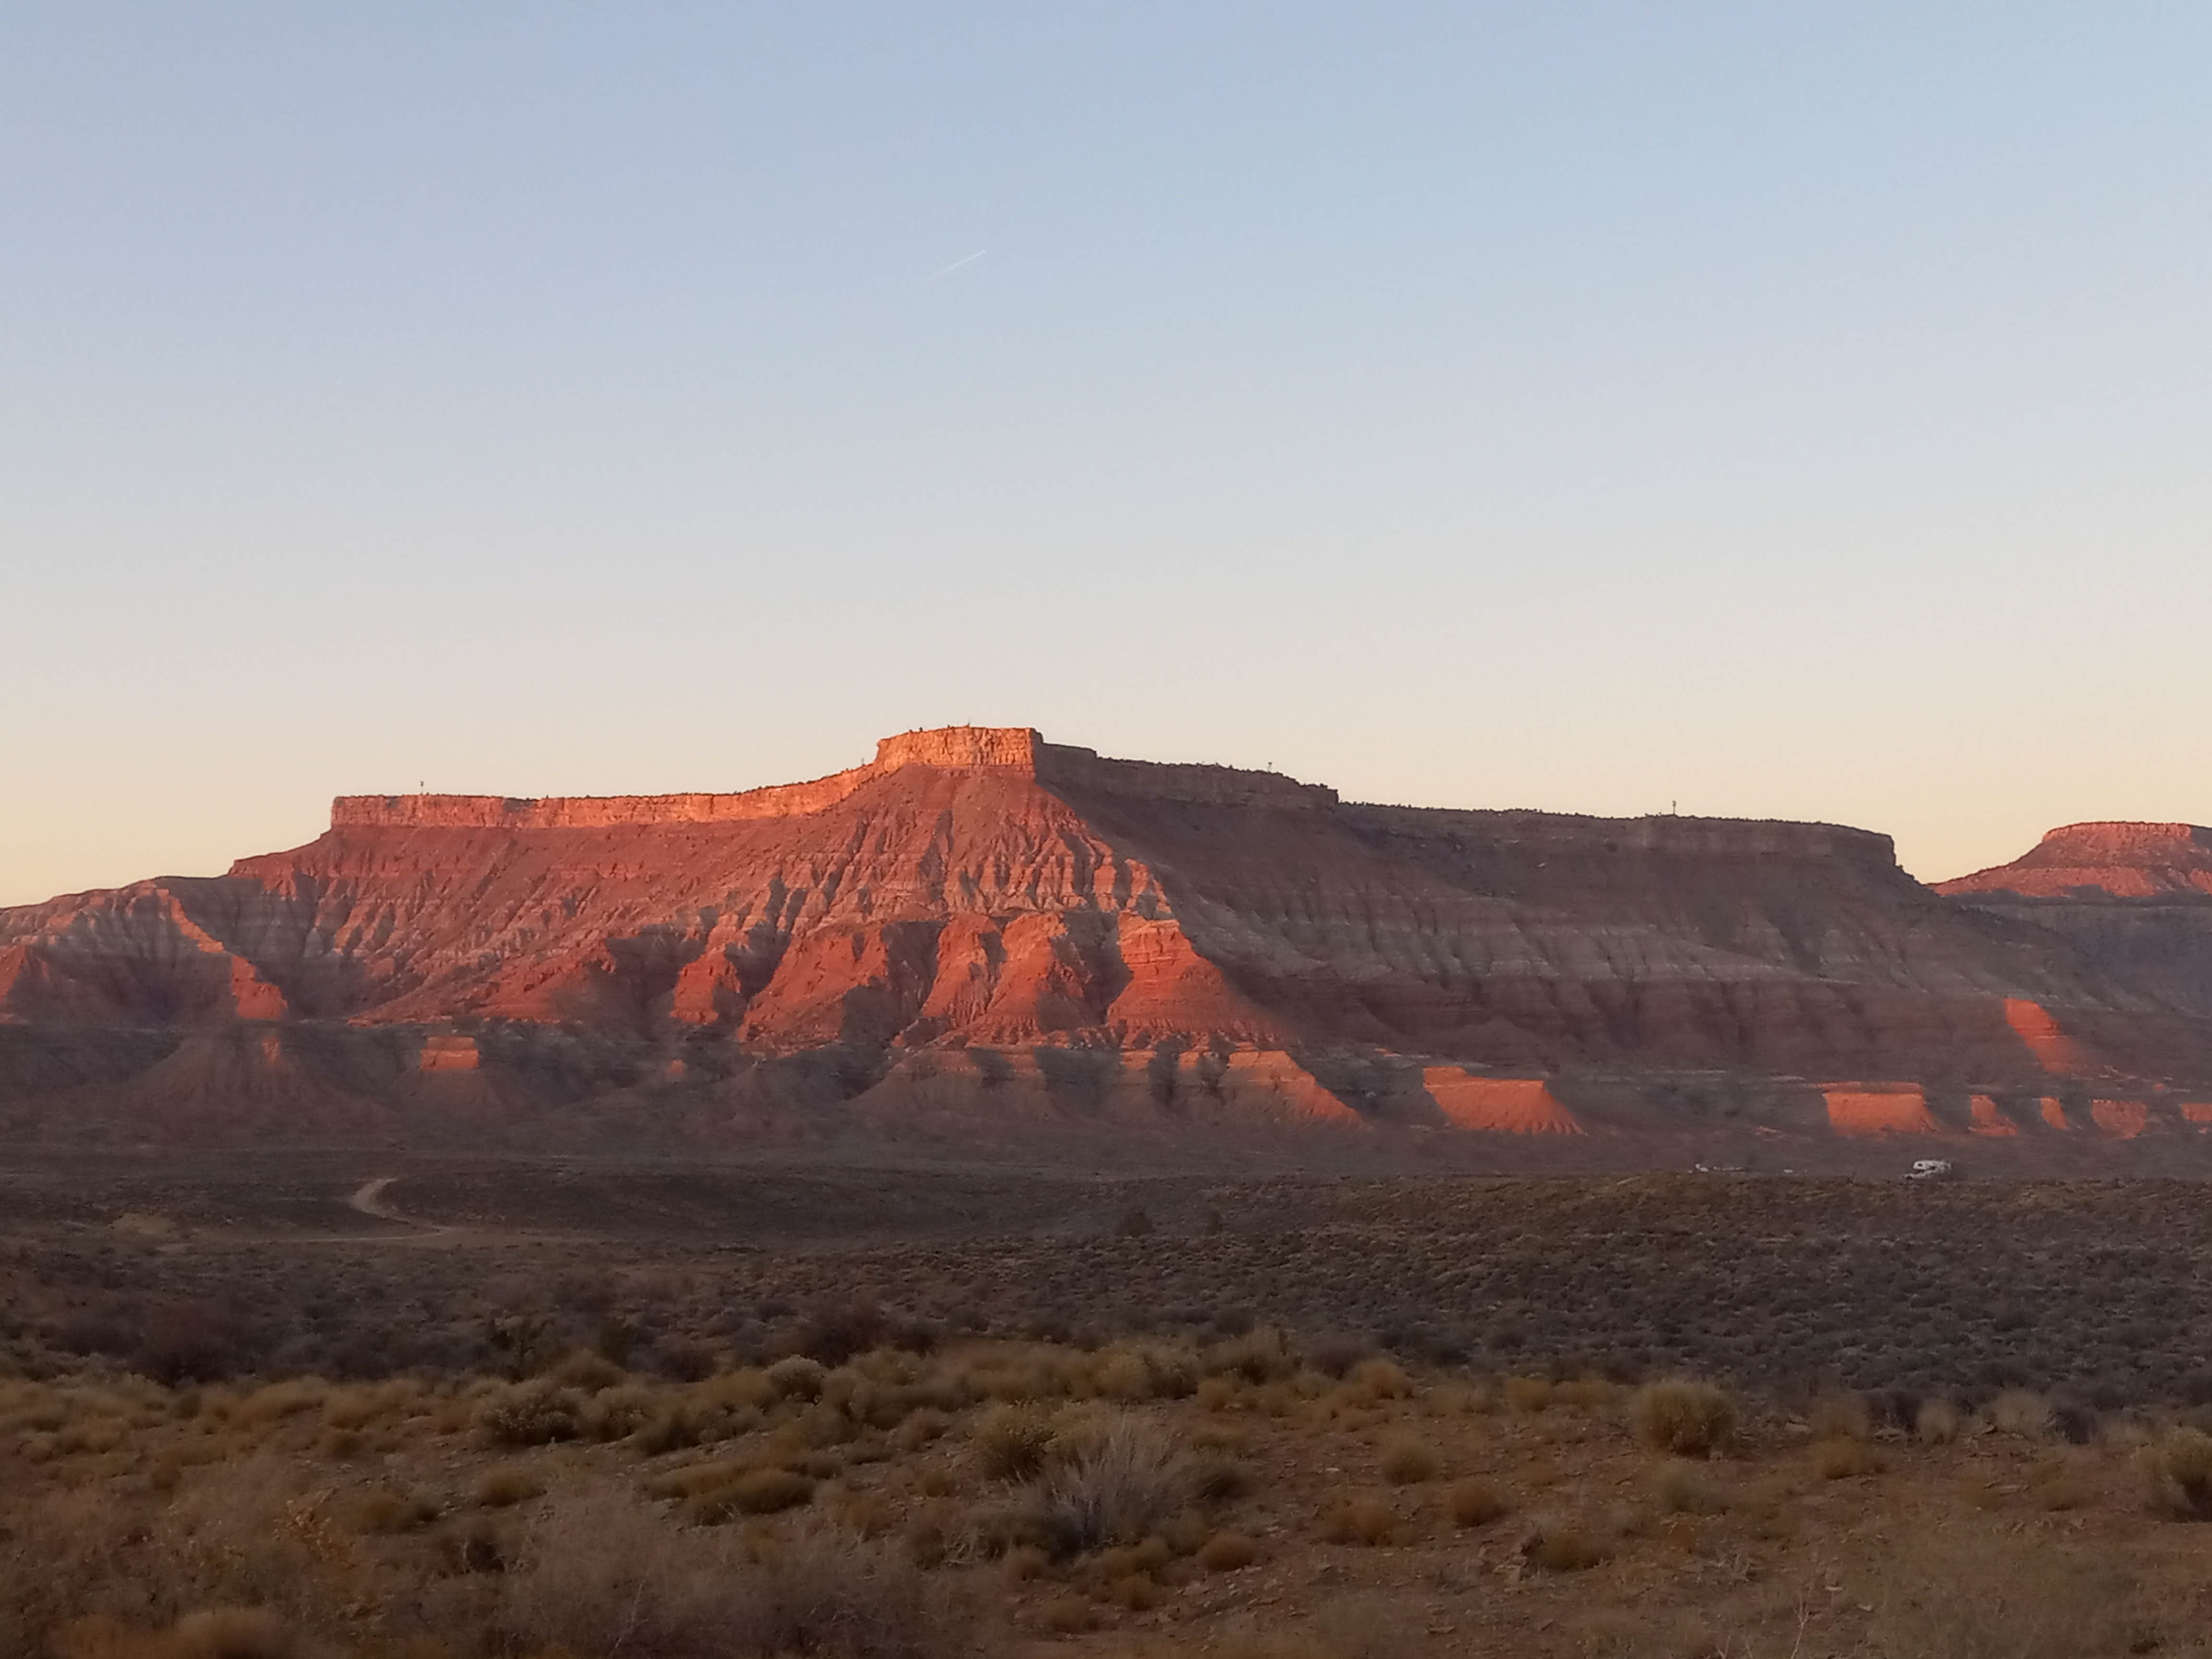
left=5, top=3, right=2208, bottom=904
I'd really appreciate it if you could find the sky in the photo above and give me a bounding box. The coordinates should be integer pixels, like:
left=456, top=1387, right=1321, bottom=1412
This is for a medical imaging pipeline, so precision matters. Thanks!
left=4, top=2, right=2208, bottom=906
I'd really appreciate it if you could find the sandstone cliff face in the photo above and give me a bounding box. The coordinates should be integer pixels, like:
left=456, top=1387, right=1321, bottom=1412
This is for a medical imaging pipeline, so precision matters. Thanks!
left=4, top=729, right=2209, bottom=1148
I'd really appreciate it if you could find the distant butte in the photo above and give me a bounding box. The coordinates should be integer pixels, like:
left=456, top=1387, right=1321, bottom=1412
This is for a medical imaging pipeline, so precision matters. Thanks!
left=3, top=726, right=2209, bottom=1159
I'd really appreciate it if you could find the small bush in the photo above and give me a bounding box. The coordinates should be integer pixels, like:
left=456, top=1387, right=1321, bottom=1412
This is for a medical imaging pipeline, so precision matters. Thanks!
left=972, top=1406, right=1055, bottom=1481
left=1347, top=1358, right=1412, bottom=1400
left=348, top=1488, right=439, bottom=1535
left=473, top=1465, right=545, bottom=1509
left=1021, top=1417, right=1190, bottom=1557
left=477, top=1384, right=581, bottom=1448
left=1630, top=1380, right=1735, bottom=1457
left=1988, top=1390, right=2053, bottom=1440
left=1521, top=1516, right=1608, bottom=1573
left=1915, top=1398, right=1962, bottom=1446
left=1809, top=1392, right=1872, bottom=1442
left=1503, top=1376, right=1554, bottom=1414
left=2140, top=1427, right=2212, bottom=1520
left=1320, top=1495, right=1402, bottom=1547
left=767, top=1356, right=828, bottom=1400
left=683, top=1467, right=818, bottom=1524
left=1445, top=1479, right=1509, bottom=1528
left=1199, top=1531, right=1259, bottom=1573
left=1204, top=1328, right=1297, bottom=1384
left=1377, top=1437, right=1439, bottom=1484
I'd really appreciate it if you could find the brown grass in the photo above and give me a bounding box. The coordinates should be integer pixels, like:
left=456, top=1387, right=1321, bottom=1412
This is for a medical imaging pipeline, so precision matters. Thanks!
left=1199, top=1532, right=1260, bottom=1573
left=970, top=1405, right=1055, bottom=1482
left=1629, top=1380, right=1735, bottom=1457
left=1319, top=1496, right=1403, bottom=1547
left=1444, top=1478, right=1510, bottom=1527
left=1377, top=1436, right=1439, bottom=1484
left=2138, top=1426, right=2212, bottom=1520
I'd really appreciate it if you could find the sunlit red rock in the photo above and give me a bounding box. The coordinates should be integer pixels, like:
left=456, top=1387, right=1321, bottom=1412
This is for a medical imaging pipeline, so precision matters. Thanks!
left=3, top=726, right=2210, bottom=1147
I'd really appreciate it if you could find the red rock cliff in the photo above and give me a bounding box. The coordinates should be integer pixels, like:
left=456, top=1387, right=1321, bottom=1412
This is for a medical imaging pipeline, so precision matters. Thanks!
left=5, top=729, right=2210, bottom=1142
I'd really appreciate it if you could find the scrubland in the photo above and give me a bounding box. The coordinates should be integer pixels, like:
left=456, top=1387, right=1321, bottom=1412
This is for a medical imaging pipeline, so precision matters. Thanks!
left=10, top=1334, right=2212, bottom=1658
left=6, top=1162, right=2212, bottom=1655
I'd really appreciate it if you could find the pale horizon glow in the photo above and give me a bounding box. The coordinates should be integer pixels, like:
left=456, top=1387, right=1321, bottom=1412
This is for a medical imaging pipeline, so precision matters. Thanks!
left=5, top=4, right=2209, bottom=906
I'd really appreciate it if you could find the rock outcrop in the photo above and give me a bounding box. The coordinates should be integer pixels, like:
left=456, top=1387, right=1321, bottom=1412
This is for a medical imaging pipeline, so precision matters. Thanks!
left=4, top=728, right=2210, bottom=1154
left=1937, top=824, right=2212, bottom=1042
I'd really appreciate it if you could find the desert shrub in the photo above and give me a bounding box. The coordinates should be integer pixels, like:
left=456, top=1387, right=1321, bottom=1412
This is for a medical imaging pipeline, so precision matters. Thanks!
left=499, top=1490, right=981, bottom=1657
left=1189, top=1451, right=1255, bottom=1503
left=1319, top=1496, right=1401, bottom=1547
left=473, top=1466, right=545, bottom=1509
left=1809, top=1392, right=1872, bottom=1441
left=1915, top=1398, right=1961, bottom=1445
left=1346, top=1358, right=1411, bottom=1400
left=1630, top=1380, right=1735, bottom=1457
left=1198, top=1532, right=1259, bottom=1573
left=687, top=1468, right=816, bottom=1523
left=547, top=1350, right=626, bottom=1393
left=2139, top=1427, right=2212, bottom=1520
left=1988, top=1390, right=2054, bottom=1440
left=1020, top=1417, right=1190, bottom=1557
left=476, top=1383, right=581, bottom=1447
left=1445, top=1479, right=1509, bottom=1528
left=1203, top=1328, right=1296, bottom=1384
left=1520, top=1515, right=1608, bottom=1573
left=1377, top=1437, right=1438, bottom=1484
left=792, top=1299, right=887, bottom=1368
left=971, top=1406, right=1056, bottom=1481
left=767, top=1356, right=829, bottom=1400
left=1503, top=1376, right=1554, bottom=1414
left=346, top=1488, right=439, bottom=1535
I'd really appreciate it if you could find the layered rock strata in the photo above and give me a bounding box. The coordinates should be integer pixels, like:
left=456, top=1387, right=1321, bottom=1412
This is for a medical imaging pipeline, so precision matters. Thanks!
left=4, top=728, right=2210, bottom=1149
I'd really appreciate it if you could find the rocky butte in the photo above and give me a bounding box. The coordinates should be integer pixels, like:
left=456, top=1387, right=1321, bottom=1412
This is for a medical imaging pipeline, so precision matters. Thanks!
left=3, top=727, right=2210, bottom=1160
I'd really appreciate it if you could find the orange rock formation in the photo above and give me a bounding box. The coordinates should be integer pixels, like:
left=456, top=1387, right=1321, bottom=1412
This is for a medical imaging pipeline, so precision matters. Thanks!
left=4, top=727, right=2211, bottom=1148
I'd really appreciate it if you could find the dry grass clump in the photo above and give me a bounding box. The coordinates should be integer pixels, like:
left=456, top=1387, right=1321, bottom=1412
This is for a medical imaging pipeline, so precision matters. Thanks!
left=471, top=1465, right=545, bottom=1511
left=1503, top=1375, right=1554, bottom=1414
left=1988, top=1389, right=2054, bottom=1441
left=1444, top=1478, right=1510, bottom=1528
left=345, top=1487, right=439, bottom=1535
left=1376, top=1436, right=1439, bottom=1484
left=498, top=1489, right=982, bottom=1658
left=1915, top=1398, right=1962, bottom=1445
left=1202, top=1327, right=1298, bottom=1385
left=1091, top=1341, right=1199, bottom=1401
left=1019, top=1415, right=1191, bottom=1558
left=475, top=1382, right=582, bottom=1447
left=1519, top=1515, right=1609, bottom=1573
left=1319, top=1495, right=1403, bottom=1547
left=1198, top=1531, right=1259, bottom=1573
left=1629, top=1380, right=1735, bottom=1457
left=2138, top=1426, right=2212, bottom=1520
left=1345, top=1358, right=1412, bottom=1401
left=1809, top=1392, right=1872, bottom=1441
left=970, top=1405, right=1056, bottom=1481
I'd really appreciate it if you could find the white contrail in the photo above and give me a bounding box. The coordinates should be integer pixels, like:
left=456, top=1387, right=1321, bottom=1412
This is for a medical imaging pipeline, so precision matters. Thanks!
left=927, top=248, right=986, bottom=279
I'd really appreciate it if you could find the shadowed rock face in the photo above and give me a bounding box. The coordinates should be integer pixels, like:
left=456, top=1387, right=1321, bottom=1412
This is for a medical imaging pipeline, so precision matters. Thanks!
left=1937, top=823, right=2212, bottom=1037
left=4, top=729, right=2210, bottom=1149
